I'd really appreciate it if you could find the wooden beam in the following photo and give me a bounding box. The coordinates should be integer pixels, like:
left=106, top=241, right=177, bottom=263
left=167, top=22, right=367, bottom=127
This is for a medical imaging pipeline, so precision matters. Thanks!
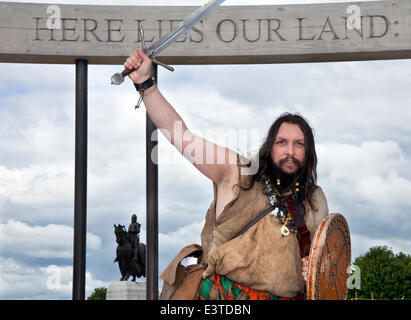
left=0, top=1, right=410, bottom=65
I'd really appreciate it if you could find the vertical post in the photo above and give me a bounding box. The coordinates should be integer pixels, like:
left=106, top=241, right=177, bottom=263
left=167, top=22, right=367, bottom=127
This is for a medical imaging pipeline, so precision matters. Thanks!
left=72, top=59, right=88, bottom=300
left=146, top=64, right=158, bottom=300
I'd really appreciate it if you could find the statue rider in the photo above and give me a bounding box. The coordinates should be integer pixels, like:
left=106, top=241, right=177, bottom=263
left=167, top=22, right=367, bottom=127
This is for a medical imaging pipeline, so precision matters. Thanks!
left=128, top=214, right=140, bottom=259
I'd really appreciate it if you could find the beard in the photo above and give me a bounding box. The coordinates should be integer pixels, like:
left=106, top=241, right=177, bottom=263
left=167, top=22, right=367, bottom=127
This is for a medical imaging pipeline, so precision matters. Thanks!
left=267, top=156, right=304, bottom=191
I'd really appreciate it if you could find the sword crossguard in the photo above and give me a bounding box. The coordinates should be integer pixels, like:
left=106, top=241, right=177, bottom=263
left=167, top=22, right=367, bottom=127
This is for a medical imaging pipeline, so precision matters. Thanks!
left=151, top=57, right=174, bottom=72
left=139, top=26, right=174, bottom=72
left=140, top=26, right=148, bottom=52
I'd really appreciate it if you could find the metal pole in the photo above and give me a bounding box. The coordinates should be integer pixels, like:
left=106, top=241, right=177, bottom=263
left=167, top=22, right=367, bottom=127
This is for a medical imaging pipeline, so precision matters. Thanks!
left=72, top=59, right=88, bottom=300
left=146, top=64, right=158, bottom=300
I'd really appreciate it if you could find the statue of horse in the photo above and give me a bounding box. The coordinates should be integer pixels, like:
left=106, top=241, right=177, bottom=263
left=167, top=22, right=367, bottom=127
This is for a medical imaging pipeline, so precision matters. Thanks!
left=114, top=224, right=146, bottom=281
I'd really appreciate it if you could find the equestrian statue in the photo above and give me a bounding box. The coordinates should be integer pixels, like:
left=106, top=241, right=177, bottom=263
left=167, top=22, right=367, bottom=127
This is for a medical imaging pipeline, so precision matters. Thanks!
left=114, top=214, right=146, bottom=281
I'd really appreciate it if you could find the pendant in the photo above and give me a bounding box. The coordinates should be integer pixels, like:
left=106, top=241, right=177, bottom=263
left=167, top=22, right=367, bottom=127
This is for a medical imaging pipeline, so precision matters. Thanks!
left=270, top=207, right=279, bottom=217
left=268, top=194, right=276, bottom=205
left=281, top=224, right=290, bottom=236
left=280, top=211, right=286, bottom=223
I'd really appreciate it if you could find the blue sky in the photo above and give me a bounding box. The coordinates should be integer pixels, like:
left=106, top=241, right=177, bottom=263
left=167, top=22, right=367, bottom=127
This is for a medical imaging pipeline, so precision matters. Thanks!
left=1, top=0, right=410, bottom=299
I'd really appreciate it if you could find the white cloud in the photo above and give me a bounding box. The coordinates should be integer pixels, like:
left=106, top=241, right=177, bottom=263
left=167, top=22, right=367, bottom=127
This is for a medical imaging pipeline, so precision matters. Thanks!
left=159, top=221, right=203, bottom=254
left=0, top=257, right=107, bottom=299
left=0, top=164, right=74, bottom=207
left=318, top=140, right=411, bottom=210
left=317, top=140, right=411, bottom=246
left=0, top=220, right=101, bottom=259
left=158, top=221, right=203, bottom=273
left=351, top=233, right=411, bottom=260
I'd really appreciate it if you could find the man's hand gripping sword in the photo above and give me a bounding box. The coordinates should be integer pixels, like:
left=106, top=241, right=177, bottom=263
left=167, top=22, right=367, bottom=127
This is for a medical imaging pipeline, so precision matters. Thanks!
left=110, top=26, right=174, bottom=86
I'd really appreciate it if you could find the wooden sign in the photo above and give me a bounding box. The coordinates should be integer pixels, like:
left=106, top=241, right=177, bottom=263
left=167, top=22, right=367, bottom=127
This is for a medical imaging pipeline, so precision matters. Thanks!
left=0, top=0, right=410, bottom=65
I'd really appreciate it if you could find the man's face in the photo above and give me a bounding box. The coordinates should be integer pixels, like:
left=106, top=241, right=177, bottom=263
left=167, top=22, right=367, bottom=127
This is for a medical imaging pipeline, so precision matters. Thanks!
left=271, top=122, right=306, bottom=175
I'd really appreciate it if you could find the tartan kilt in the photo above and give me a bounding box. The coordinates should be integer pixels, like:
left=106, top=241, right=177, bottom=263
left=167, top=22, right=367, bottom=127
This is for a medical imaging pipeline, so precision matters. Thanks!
left=199, top=273, right=304, bottom=300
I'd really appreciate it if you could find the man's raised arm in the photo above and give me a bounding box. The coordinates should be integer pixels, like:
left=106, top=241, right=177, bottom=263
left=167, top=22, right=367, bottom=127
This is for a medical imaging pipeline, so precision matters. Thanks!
left=124, top=49, right=238, bottom=185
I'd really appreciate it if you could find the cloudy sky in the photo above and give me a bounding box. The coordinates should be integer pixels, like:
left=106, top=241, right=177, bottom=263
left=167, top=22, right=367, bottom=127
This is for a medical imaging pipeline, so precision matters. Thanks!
left=1, top=0, right=410, bottom=299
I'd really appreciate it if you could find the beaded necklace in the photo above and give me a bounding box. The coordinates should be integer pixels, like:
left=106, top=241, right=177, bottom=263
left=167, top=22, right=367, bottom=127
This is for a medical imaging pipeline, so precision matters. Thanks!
left=260, top=174, right=302, bottom=237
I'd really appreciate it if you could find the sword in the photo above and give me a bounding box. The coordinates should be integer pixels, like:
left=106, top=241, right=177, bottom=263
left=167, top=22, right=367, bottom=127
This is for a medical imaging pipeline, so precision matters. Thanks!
left=111, top=0, right=225, bottom=85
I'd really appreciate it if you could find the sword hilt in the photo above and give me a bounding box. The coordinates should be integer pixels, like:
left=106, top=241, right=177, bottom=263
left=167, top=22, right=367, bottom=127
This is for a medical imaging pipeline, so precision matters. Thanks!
left=140, top=25, right=174, bottom=72
left=110, top=26, right=174, bottom=85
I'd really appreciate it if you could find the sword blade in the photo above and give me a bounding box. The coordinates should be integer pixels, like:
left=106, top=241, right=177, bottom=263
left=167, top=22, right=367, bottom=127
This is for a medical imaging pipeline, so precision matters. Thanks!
left=147, top=0, right=225, bottom=57
left=110, top=0, right=225, bottom=85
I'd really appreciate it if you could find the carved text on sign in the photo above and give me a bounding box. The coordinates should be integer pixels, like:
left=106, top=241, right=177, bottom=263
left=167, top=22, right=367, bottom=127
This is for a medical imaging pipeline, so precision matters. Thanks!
left=33, top=15, right=393, bottom=44
left=1, top=1, right=409, bottom=64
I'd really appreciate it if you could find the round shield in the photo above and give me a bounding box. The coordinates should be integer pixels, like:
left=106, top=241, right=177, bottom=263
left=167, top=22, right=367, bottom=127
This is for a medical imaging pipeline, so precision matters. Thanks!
left=306, top=213, right=351, bottom=300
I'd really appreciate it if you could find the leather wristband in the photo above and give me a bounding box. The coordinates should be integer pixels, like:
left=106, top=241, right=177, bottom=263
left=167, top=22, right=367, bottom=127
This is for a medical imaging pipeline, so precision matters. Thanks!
left=134, top=76, right=156, bottom=93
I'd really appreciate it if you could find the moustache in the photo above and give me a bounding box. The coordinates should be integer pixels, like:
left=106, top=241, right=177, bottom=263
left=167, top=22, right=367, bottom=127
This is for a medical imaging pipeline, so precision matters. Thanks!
left=279, top=156, right=302, bottom=167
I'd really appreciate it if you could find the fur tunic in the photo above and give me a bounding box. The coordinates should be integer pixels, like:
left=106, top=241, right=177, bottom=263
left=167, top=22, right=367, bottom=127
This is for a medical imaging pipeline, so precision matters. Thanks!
left=200, top=161, right=329, bottom=298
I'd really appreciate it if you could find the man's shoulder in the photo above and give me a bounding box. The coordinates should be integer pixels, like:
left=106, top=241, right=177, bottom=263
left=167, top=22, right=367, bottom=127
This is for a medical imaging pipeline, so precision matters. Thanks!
left=311, top=185, right=329, bottom=215
left=313, top=185, right=327, bottom=199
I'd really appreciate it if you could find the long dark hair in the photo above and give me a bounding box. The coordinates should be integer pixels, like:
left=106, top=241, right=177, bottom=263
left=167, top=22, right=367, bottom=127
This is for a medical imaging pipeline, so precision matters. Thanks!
left=240, top=112, right=318, bottom=210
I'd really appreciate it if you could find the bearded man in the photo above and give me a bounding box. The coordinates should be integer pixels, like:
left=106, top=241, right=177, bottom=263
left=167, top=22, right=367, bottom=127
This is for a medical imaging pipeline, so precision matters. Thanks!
left=124, top=49, right=329, bottom=300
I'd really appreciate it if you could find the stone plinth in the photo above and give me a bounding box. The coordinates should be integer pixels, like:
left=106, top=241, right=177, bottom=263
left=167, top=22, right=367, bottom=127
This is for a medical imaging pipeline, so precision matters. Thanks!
left=106, top=281, right=146, bottom=300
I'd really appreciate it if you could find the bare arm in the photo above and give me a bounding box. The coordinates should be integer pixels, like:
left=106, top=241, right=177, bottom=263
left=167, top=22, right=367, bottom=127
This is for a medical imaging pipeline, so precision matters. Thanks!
left=124, top=49, right=238, bottom=185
